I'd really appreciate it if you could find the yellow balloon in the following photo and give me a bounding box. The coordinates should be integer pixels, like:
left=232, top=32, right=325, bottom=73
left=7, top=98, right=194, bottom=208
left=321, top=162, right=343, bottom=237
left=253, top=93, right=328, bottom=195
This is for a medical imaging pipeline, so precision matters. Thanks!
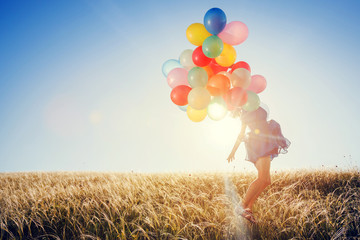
left=186, top=23, right=212, bottom=46
left=215, top=43, right=237, bottom=67
left=187, top=106, right=207, bottom=122
left=187, top=87, right=211, bottom=110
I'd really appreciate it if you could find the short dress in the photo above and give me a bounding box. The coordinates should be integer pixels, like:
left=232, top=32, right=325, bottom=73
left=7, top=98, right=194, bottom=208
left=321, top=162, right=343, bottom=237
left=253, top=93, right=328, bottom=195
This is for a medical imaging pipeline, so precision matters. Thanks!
left=241, top=107, right=290, bottom=164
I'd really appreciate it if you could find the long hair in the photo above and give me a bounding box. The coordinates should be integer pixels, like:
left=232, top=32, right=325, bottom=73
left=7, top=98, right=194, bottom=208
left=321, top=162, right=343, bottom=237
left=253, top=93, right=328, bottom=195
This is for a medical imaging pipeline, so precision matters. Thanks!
left=230, top=103, right=270, bottom=120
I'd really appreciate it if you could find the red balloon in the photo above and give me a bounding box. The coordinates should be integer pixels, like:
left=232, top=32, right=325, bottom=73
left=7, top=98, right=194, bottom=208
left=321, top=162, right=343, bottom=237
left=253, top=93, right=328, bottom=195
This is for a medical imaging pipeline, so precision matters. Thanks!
left=230, top=61, right=251, bottom=73
left=209, top=59, right=228, bottom=74
left=228, top=87, right=248, bottom=107
left=170, top=85, right=192, bottom=106
left=192, top=46, right=211, bottom=67
left=223, top=90, right=236, bottom=111
left=207, top=74, right=230, bottom=96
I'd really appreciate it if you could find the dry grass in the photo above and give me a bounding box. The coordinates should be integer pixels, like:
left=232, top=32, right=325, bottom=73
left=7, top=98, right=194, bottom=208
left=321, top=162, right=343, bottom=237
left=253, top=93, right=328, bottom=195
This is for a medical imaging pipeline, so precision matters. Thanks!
left=0, top=169, right=359, bottom=239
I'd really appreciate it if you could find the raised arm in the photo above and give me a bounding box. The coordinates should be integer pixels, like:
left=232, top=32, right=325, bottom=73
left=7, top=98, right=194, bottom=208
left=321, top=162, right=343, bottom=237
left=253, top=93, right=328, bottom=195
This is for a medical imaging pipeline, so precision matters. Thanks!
left=227, top=123, right=247, bottom=163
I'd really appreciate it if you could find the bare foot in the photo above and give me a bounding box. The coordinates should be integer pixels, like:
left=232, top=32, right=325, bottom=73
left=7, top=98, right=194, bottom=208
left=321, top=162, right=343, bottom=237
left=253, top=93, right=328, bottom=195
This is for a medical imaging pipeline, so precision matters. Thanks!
left=238, top=208, right=257, bottom=224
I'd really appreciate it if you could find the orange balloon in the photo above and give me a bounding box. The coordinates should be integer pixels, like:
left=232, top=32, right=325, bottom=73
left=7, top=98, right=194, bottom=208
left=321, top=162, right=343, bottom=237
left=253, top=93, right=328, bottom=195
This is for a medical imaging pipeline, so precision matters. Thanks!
left=207, top=74, right=231, bottom=96
left=202, top=66, right=214, bottom=79
left=218, top=71, right=231, bottom=79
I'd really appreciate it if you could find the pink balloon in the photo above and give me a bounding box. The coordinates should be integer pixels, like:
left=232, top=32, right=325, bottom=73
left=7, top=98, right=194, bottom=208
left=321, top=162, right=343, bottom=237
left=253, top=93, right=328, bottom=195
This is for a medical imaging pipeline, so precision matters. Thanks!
left=247, top=75, right=267, bottom=93
left=218, top=21, right=249, bottom=45
left=167, top=68, right=189, bottom=88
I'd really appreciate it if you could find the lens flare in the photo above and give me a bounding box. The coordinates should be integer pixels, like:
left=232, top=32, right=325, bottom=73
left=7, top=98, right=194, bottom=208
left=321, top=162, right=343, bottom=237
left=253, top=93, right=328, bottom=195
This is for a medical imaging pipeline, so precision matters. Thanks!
left=208, top=97, right=228, bottom=121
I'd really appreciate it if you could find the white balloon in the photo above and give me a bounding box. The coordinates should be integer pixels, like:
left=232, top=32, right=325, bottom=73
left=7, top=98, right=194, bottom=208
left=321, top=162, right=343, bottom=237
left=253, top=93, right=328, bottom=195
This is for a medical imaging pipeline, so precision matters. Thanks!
left=187, top=87, right=211, bottom=110
left=230, top=68, right=251, bottom=88
left=179, top=49, right=196, bottom=70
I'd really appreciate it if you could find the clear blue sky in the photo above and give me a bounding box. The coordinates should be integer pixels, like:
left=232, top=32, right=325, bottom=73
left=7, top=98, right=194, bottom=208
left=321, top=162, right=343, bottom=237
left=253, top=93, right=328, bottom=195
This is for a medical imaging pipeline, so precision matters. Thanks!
left=0, top=0, right=359, bottom=172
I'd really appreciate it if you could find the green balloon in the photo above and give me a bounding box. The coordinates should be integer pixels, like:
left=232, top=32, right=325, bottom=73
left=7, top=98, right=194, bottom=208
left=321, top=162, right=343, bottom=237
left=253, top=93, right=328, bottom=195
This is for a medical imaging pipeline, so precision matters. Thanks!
left=208, top=96, right=228, bottom=121
left=242, top=91, right=260, bottom=112
left=188, top=67, right=208, bottom=88
left=202, top=35, right=224, bottom=58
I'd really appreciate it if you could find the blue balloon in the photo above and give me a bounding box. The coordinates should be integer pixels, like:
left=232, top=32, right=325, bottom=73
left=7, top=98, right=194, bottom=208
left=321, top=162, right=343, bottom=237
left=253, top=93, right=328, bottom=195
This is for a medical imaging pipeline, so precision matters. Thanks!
left=204, top=8, right=227, bottom=35
left=178, top=104, right=188, bottom=112
left=162, top=59, right=183, bottom=77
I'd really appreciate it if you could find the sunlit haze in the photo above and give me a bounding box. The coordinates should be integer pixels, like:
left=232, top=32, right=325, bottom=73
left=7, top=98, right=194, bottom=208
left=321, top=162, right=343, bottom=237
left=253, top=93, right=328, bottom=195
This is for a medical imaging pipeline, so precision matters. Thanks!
left=0, top=0, right=359, bottom=172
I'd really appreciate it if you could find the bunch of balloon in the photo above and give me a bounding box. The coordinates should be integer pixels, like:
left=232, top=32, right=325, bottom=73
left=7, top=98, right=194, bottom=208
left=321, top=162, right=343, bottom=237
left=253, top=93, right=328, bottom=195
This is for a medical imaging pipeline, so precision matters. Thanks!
left=162, top=8, right=268, bottom=122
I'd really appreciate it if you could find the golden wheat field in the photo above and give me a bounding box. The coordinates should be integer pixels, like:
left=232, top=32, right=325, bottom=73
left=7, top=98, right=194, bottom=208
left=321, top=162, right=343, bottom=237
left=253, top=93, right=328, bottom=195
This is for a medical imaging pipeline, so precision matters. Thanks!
left=0, top=169, right=359, bottom=240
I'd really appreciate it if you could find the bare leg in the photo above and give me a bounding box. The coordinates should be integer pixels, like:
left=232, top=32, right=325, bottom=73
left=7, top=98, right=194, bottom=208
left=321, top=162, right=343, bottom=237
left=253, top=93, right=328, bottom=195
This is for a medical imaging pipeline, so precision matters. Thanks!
left=246, top=163, right=271, bottom=209
left=241, top=156, right=272, bottom=210
left=241, top=179, right=264, bottom=209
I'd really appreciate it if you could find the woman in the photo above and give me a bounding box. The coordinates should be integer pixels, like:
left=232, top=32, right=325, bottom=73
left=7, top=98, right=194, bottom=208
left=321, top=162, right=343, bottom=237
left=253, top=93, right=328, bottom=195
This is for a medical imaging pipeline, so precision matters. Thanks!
left=227, top=106, right=290, bottom=224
